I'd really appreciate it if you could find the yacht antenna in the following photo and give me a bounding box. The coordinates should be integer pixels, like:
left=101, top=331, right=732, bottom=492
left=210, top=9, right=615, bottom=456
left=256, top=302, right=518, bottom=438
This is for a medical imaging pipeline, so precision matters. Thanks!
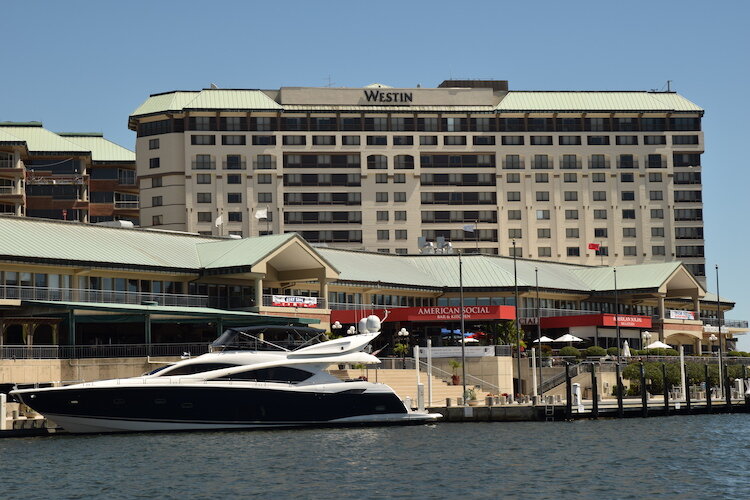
left=239, top=331, right=290, bottom=351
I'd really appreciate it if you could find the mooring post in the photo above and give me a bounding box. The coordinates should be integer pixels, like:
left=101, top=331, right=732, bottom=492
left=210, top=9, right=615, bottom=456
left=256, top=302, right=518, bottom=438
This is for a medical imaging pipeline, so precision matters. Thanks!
left=685, top=377, right=692, bottom=413
left=705, top=363, right=712, bottom=413
left=661, top=363, right=670, bottom=415
left=725, top=372, right=732, bottom=412
left=591, top=363, right=599, bottom=419
left=565, top=363, right=572, bottom=420
left=616, top=363, right=624, bottom=418
left=640, top=362, right=648, bottom=418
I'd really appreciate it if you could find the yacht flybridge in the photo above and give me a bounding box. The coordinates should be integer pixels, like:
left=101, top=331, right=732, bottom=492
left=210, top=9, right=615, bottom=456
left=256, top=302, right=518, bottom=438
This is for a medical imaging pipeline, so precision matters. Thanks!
left=12, top=316, right=440, bottom=433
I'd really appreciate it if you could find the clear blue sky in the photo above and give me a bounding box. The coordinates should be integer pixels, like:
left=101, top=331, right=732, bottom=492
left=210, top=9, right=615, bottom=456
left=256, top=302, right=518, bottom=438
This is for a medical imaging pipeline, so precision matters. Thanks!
left=4, top=0, right=749, bottom=345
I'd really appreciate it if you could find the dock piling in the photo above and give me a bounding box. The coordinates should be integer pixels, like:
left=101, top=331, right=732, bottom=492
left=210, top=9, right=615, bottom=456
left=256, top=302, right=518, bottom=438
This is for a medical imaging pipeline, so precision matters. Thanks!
left=565, top=363, right=572, bottom=420
left=616, top=363, right=624, bottom=418
left=662, top=363, right=669, bottom=415
left=591, top=363, right=599, bottom=419
left=640, top=363, right=648, bottom=417
left=705, top=364, right=712, bottom=412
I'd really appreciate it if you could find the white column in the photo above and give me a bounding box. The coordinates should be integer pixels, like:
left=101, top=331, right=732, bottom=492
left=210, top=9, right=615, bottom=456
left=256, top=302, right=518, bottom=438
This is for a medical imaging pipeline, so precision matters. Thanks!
left=531, top=347, right=538, bottom=397
left=413, top=345, right=420, bottom=386
left=427, top=339, right=433, bottom=405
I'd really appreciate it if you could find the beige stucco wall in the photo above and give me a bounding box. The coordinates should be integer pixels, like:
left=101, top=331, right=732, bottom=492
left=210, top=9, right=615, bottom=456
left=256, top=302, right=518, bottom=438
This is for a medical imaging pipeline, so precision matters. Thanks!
left=0, top=357, right=181, bottom=385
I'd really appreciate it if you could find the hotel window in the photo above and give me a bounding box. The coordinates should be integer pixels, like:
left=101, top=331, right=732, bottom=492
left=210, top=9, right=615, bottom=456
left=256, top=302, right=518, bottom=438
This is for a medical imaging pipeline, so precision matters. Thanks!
left=507, top=191, right=521, bottom=202
left=255, top=155, right=275, bottom=169
left=377, top=230, right=389, bottom=241
left=622, top=209, right=636, bottom=219
left=651, top=209, right=665, bottom=219
left=257, top=174, right=272, bottom=184
left=620, top=173, right=634, bottom=183
left=252, top=135, right=276, bottom=145
left=564, top=191, right=578, bottom=201
left=222, top=135, right=246, bottom=145
left=509, top=228, right=523, bottom=238
left=376, top=192, right=388, bottom=202
left=621, top=191, right=635, bottom=201
left=258, top=192, right=272, bottom=203
left=587, top=136, right=610, bottom=145
left=647, top=154, right=664, bottom=169
left=567, top=247, right=580, bottom=257
left=473, top=136, right=495, bottom=145
left=193, top=116, right=211, bottom=131
left=394, top=174, right=406, bottom=183
left=616, top=136, right=638, bottom=145
left=419, top=136, right=438, bottom=145
left=227, top=174, right=241, bottom=184
left=222, top=117, right=243, bottom=131
left=311, top=117, right=337, bottom=131
left=393, top=136, right=414, bottom=146
left=152, top=196, right=162, bottom=207
left=417, top=118, right=439, bottom=132
left=535, top=173, right=549, bottom=183
left=615, top=117, right=639, bottom=131
left=594, top=228, right=607, bottom=237
left=670, top=117, right=701, bottom=131
left=191, top=135, right=215, bottom=145
left=649, top=191, right=664, bottom=201
left=313, top=136, right=335, bottom=146
left=377, top=249, right=390, bottom=254
left=536, top=210, right=550, bottom=220
left=674, top=190, right=702, bottom=202
left=532, top=155, right=550, bottom=170
left=589, top=155, right=608, bottom=169
left=394, top=192, right=406, bottom=202
left=367, top=136, right=387, bottom=146
left=593, top=191, right=606, bottom=201
left=148, top=139, right=160, bottom=150
left=225, top=155, right=244, bottom=170
left=283, top=135, right=306, bottom=146
left=152, top=176, right=163, bottom=187
left=506, top=173, right=520, bottom=183
left=623, top=227, right=636, bottom=237
left=152, top=215, right=163, bottom=225
left=559, top=136, right=581, bottom=145
left=444, top=136, right=467, bottom=145
left=623, top=246, right=637, bottom=256
left=594, top=210, right=607, bottom=219
left=367, top=155, right=388, bottom=169
left=538, top=247, right=552, bottom=257
left=641, top=118, right=665, bottom=132
left=530, top=136, right=553, bottom=146
left=197, top=212, right=212, bottom=223
left=227, top=192, right=242, bottom=204
left=674, top=153, right=701, bottom=167
left=500, top=118, right=524, bottom=132
left=194, top=155, right=213, bottom=170
left=566, top=228, right=579, bottom=238
left=644, top=135, right=667, bottom=145
left=443, top=117, right=465, bottom=132
left=342, top=135, right=360, bottom=145
left=394, top=155, right=414, bottom=170
left=377, top=211, right=389, bottom=221
left=509, top=246, right=523, bottom=257
left=651, top=227, right=665, bottom=237
left=536, top=192, right=550, bottom=202
left=395, top=211, right=407, bottom=221
left=649, top=173, right=663, bottom=182
left=652, top=246, right=666, bottom=256
left=197, top=193, right=212, bottom=203
left=508, top=210, right=522, bottom=220
left=149, top=158, right=160, bottom=169
left=228, top=212, right=242, bottom=223
left=503, top=155, right=522, bottom=169
left=585, top=117, right=610, bottom=132
left=528, top=118, right=552, bottom=132
left=395, top=248, right=408, bottom=255
left=254, top=117, right=272, bottom=131
left=395, top=230, right=407, bottom=240
left=565, top=210, right=579, bottom=220
left=375, top=174, right=388, bottom=183
left=563, top=173, right=578, bottom=183
left=502, top=136, right=524, bottom=145
left=618, top=155, right=635, bottom=169
left=561, top=155, right=579, bottom=169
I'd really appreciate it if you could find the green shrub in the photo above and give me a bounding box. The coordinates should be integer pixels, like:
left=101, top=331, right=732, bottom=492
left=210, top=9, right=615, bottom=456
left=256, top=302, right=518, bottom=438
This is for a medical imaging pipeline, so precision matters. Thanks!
left=540, top=344, right=552, bottom=357
left=607, top=347, right=620, bottom=356
left=664, top=348, right=679, bottom=356
left=584, top=346, right=607, bottom=357
left=727, top=350, right=743, bottom=357
left=559, top=346, right=581, bottom=358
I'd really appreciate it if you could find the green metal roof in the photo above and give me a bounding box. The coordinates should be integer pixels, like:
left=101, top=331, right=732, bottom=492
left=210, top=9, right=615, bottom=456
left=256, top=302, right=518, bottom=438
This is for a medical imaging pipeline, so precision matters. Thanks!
left=316, top=249, right=442, bottom=288
left=25, top=300, right=319, bottom=324
left=131, top=89, right=281, bottom=117
left=496, top=91, right=703, bottom=113
left=281, top=105, right=495, bottom=113
left=0, top=128, right=27, bottom=146
left=0, top=123, right=88, bottom=154
left=197, top=233, right=298, bottom=269
left=568, top=262, right=684, bottom=292
left=58, top=133, right=134, bottom=163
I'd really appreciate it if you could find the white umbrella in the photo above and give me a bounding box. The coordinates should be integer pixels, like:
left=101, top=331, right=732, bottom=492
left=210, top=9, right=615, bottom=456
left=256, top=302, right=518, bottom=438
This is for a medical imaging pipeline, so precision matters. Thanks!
left=645, top=340, right=672, bottom=350
left=533, top=336, right=554, bottom=343
left=622, top=340, right=631, bottom=357
left=554, top=334, right=583, bottom=343
left=460, top=337, right=479, bottom=343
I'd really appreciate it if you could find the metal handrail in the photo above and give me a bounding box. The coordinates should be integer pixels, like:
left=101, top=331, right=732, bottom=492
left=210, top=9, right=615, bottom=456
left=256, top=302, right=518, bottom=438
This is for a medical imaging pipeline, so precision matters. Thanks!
left=0, top=285, right=209, bottom=307
left=417, top=359, right=502, bottom=394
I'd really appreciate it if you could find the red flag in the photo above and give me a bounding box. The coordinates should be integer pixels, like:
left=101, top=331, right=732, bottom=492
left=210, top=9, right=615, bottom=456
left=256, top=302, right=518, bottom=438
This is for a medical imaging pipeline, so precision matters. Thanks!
left=588, top=243, right=600, bottom=250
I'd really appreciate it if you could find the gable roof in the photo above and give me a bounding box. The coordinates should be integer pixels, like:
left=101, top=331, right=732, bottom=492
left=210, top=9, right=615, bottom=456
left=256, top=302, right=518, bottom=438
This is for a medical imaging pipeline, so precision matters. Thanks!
left=0, top=123, right=88, bottom=154
left=57, top=133, right=134, bottom=162
left=496, top=91, right=703, bottom=113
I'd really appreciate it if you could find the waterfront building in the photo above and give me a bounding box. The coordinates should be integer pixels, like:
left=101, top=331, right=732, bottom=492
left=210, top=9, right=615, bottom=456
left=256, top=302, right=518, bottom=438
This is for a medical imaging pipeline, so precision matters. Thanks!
left=0, top=122, right=137, bottom=224
left=0, top=217, right=741, bottom=372
left=128, top=80, right=706, bottom=282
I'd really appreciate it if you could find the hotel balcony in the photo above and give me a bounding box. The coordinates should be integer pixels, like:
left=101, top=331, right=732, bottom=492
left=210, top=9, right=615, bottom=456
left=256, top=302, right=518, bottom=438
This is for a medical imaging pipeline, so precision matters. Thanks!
left=25, top=173, right=86, bottom=185
left=0, top=284, right=209, bottom=308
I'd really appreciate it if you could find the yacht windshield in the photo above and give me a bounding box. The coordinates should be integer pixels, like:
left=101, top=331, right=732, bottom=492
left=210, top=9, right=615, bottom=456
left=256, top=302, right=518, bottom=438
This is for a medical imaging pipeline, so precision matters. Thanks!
left=158, top=363, right=239, bottom=376
left=211, top=326, right=326, bottom=351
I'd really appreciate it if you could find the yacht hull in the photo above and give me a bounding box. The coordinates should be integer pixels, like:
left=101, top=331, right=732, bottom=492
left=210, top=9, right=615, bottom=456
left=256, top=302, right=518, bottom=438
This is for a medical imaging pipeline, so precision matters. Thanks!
left=13, top=384, right=438, bottom=434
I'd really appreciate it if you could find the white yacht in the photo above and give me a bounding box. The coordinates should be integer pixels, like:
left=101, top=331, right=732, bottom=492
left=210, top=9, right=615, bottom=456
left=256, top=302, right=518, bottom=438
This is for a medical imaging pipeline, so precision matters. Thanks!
left=11, top=316, right=440, bottom=434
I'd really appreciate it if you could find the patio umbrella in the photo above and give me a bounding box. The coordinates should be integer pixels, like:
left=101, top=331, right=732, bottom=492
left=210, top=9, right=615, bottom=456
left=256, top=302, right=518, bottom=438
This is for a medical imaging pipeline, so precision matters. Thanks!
left=645, top=340, right=672, bottom=350
left=533, top=336, right=554, bottom=343
left=622, top=340, right=631, bottom=357
left=460, top=337, right=479, bottom=343
left=554, top=334, right=583, bottom=343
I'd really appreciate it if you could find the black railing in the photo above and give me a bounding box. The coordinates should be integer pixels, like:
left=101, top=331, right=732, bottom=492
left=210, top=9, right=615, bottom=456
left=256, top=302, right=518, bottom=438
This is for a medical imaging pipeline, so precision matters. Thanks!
left=0, top=343, right=211, bottom=360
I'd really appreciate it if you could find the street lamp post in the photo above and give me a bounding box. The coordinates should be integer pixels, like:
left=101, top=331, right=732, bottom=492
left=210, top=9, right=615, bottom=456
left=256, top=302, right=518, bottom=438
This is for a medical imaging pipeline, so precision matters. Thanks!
left=398, top=327, right=409, bottom=369
left=642, top=331, right=652, bottom=360
left=709, top=333, right=719, bottom=395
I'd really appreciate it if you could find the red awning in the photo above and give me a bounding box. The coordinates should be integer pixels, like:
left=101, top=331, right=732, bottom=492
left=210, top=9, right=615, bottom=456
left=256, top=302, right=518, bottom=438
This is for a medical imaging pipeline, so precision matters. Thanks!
left=331, top=305, right=516, bottom=324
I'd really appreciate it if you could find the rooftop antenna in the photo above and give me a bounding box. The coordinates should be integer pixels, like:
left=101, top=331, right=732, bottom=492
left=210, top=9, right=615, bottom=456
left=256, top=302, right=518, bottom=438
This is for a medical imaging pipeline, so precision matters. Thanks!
left=325, top=75, right=335, bottom=87
left=210, top=83, right=219, bottom=89
left=666, top=80, right=672, bottom=92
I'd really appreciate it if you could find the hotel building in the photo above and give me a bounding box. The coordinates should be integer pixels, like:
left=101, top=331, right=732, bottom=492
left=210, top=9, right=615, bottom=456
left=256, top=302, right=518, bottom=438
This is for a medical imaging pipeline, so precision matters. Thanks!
left=0, top=122, right=137, bottom=224
left=128, top=80, right=705, bottom=281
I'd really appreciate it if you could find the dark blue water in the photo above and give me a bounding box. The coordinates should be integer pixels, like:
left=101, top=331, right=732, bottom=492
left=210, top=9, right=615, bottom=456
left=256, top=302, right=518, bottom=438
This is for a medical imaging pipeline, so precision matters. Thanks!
left=1, top=414, right=749, bottom=499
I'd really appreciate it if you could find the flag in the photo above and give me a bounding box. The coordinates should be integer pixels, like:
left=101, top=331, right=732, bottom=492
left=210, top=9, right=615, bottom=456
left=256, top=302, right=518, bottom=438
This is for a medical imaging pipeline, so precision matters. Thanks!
left=463, top=224, right=476, bottom=232
left=255, top=208, right=268, bottom=219
left=588, top=243, right=600, bottom=250
left=214, top=215, right=223, bottom=227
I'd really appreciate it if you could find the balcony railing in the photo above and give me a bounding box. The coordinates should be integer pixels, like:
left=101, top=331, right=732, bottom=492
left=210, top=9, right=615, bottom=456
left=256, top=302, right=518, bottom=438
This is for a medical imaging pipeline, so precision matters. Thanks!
left=0, top=285, right=209, bottom=308
left=114, top=200, right=139, bottom=209
left=701, top=318, right=749, bottom=329
left=0, top=342, right=211, bottom=360
left=0, top=186, right=17, bottom=194
left=518, top=307, right=601, bottom=318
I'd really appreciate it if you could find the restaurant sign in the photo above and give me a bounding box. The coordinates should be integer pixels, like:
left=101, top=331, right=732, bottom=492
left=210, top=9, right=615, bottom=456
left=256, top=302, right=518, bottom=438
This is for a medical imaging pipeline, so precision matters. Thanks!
left=271, top=295, right=318, bottom=308
left=330, top=305, right=515, bottom=324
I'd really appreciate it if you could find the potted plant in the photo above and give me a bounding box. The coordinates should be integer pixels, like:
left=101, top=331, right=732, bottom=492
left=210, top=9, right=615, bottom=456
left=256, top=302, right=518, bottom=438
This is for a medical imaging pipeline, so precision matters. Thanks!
left=449, top=359, right=461, bottom=385
left=464, top=387, right=478, bottom=406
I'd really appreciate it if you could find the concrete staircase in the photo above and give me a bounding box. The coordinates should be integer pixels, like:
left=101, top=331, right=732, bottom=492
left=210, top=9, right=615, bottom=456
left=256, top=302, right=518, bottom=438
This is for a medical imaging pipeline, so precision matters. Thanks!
left=330, top=368, right=489, bottom=406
